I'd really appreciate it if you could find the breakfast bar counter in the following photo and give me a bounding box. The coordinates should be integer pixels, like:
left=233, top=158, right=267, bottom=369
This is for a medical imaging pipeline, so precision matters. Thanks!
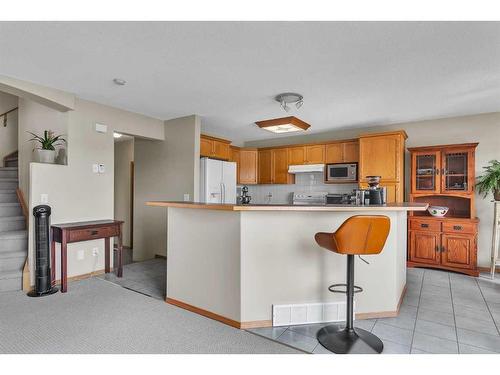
left=147, top=201, right=427, bottom=329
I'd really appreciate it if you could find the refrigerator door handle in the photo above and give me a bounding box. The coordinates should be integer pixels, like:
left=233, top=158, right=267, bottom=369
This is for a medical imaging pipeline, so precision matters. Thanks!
left=220, top=182, right=224, bottom=203
left=222, top=182, right=226, bottom=203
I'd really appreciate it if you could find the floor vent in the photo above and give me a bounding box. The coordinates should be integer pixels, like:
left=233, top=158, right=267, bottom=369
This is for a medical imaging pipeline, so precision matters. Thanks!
left=272, top=301, right=354, bottom=326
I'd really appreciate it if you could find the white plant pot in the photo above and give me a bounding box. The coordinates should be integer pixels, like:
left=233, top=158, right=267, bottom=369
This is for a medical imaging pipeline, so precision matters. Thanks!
left=35, top=149, right=56, bottom=164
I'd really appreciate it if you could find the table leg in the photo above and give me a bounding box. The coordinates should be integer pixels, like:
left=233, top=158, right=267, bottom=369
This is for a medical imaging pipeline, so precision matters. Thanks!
left=61, top=234, right=68, bottom=293
left=117, top=228, right=123, bottom=278
left=105, top=237, right=110, bottom=274
left=50, top=227, right=55, bottom=286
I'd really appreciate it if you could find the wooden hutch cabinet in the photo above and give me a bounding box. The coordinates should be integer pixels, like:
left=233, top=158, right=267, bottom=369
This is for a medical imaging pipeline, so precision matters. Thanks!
left=407, top=143, right=479, bottom=276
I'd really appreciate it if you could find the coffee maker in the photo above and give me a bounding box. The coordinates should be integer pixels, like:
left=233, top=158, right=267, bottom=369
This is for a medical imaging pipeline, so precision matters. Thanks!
left=366, top=176, right=387, bottom=205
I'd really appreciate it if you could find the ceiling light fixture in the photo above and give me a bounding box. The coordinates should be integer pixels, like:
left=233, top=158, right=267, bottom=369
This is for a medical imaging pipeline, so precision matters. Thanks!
left=113, top=78, right=126, bottom=86
left=256, top=116, right=310, bottom=134
left=275, top=93, right=304, bottom=113
left=113, top=132, right=123, bottom=138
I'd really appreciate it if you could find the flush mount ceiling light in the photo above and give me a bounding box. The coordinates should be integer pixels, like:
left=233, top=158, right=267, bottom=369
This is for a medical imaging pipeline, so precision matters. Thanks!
left=256, top=116, right=310, bottom=134
left=113, top=78, right=126, bottom=86
left=113, top=132, right=123, bottom=138
left=275, top=92, right=304, bottom=112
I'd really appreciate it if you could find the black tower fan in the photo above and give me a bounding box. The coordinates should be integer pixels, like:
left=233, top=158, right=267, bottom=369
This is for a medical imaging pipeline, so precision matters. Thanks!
left=28, top=205, right=58, bottom=297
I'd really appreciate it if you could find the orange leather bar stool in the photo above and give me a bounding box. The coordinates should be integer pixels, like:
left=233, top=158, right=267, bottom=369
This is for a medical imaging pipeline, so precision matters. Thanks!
left=315, top=215, right=390, bottom=354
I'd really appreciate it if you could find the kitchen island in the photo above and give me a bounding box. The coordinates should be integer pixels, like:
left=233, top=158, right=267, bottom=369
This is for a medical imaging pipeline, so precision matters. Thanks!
left=147, top=201, right=427, bottom=329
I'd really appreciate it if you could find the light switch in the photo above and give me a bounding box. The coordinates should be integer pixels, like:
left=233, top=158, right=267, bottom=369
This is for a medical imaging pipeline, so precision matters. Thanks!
left=98, top=164, right=105, bottom=174
left=41, top=194, right=48, bottom=204
left=92, top=164, right=99, bottom=173
left=95, top=123, right=107, bottom=133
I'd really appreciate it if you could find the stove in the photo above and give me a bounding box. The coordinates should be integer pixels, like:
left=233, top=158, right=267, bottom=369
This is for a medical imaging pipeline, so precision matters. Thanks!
left=292, top=192, right=327, bottom=205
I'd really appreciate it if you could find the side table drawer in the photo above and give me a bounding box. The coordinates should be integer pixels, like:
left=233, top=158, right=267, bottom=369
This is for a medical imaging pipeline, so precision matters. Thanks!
left=409, top=219, right=441, bottom=232
left=442, top=221, right=476, bottom=234
left=68, top=226, right=119, bottom=242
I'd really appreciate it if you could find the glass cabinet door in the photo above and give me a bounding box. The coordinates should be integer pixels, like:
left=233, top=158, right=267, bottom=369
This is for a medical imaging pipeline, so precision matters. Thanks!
left=413, top=151, right=440, bottom=193
left=442, top=150, right=471, bottom=193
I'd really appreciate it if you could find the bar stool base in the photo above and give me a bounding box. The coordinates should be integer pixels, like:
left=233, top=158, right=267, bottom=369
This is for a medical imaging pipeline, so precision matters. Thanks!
left=317, top=325, right=384, bottom=354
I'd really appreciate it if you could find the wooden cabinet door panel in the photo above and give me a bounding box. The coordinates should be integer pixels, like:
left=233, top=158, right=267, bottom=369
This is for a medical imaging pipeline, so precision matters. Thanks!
left=409, top=231, right=441, bottom=265
left=200, top=137, right=213, bottom=157
left=441, top=233, right=475, bottom=269
left=305, top=145, right=325, bottom=164
left=258, top=150, right=273, bottom=184
left=288, top=146, right=306, bottom=165
left=212, top=140, right=230, bottom=160
left=272, top=148, right=290, bottom=184
left=411, top=150, right=441, bottom=194
left=342, top=141, right=359, bottom=163
left=239, top=150, right=258, bottom=185
left=359, top=135, right=400, bottom=181
left=325, top=143, right=343, bottom=164
left=229, top=147, right=240, bottom=183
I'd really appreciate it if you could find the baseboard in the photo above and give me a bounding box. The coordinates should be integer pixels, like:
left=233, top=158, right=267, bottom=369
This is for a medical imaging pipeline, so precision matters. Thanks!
left=24, top=268, right=112, bottom=292
left=355, top=284, right=406, bottom=320
left=166, top=297, right=242, bottom=329
left=478, top=266, right=500, bottom=274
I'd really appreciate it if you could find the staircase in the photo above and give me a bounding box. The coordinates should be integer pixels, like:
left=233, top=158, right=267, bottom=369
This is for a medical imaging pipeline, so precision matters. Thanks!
left=0, top=153, right=27, bottom=292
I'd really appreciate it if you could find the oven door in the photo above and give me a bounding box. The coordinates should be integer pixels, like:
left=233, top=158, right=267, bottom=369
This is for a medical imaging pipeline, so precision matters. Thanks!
left=327, top=163, right=357, bottom=182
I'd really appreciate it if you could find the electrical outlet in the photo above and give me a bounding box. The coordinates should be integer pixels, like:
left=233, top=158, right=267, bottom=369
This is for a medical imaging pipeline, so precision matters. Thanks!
left=92, top=248, right=99, bottom=257
left=98, top=164, right=105, bottom=174
left=40, top=193, right=48, bottom=204
left=92, top=164, right=99, bottom=173
left=77, top=250, right=84, bottom=260
left=183, top=193, right=190, bottom=201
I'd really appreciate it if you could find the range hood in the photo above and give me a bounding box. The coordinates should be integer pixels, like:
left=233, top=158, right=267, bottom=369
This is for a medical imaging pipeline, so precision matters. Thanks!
left=288, top=164, right=325, bottom=174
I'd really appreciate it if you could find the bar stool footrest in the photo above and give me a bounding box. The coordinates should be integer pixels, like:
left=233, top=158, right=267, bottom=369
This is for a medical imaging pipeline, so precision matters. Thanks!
left=328, top=283, right=363, bottom=294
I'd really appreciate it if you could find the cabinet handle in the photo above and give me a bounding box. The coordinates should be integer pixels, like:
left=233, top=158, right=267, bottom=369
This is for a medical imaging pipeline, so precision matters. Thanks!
left=441, top=246, right=446, bottom=252
left=435, top=168, right=439, bottom=175
left=453, top=225, right=462, bottom=231
left=435, top=245, right=439, bottom=252
left=420, top=223, right=429, bottom=228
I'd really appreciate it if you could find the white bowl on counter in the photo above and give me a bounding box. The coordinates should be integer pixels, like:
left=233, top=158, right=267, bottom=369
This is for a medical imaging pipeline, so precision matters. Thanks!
left=427, top=206, right=449, bottom=217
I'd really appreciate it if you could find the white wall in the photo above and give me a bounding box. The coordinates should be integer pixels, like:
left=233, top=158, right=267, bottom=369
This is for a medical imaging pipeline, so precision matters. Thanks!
left=24, top=97, right=164, bottom=284
left=133, top=115, right=201, bottom=261
left=246, top=112, right=500, bottom=267
left=114, top=138, right=134, bottom=247
left=0, top=91, right=19, bottom=161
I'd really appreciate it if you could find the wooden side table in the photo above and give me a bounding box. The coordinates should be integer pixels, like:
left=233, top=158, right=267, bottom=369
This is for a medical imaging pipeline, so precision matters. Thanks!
left=51, top=220, right=124, bottom=292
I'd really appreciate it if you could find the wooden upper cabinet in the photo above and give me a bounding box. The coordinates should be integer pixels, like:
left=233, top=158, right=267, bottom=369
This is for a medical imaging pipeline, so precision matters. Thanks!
left=239, top=149, right=258, bottom=185
left=200, top=135, right=231, bottom=160
left=305, top=145, right=325, bottom=164
left=273, top=148, right=292, bottom=184
left=343, top=141, right=359, bottom=163
left=325, top=143, right=343, bottom=164
left=200, top=137, right=214, bottom=157
left=359, top=131, right=406, bottom=182
left=326, top=141, right=359, bottom=164
left=288, top=146, right=306, bottom=165
left=258, top=149, right=273, bottom=184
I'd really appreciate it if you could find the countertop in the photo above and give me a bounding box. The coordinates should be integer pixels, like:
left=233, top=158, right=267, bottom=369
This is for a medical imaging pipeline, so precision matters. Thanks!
left=146, top=201, right=428, bottom=212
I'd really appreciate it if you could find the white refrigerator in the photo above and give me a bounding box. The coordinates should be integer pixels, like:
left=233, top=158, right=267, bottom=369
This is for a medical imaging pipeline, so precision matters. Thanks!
left=200, top=158, right=237, bottom=204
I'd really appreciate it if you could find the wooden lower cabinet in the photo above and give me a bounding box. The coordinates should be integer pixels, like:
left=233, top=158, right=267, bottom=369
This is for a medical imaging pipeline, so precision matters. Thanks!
left=441, top=233, right=476, bottom=270
left=407, top=218, right=478, bottom=276
left=409, top=231, right=441, bottom=265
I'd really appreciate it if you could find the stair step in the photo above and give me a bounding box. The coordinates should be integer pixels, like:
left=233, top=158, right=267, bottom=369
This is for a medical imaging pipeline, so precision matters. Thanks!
left=0, top=190, right=17, bottom=203
left=0, top=178, right=18, bottom=190
left=0, top=202, right=22, bottom=217
left=0, top=168, right=18, bottom=178
left=0, top=216, right=25, bottom=232
left=5, top=160, right=18, bottom=168
left=0, top=271, right=22, bottom=292
left=0, top=250, right=26, bottom=272
left=0, top=230, right=28, bottom=252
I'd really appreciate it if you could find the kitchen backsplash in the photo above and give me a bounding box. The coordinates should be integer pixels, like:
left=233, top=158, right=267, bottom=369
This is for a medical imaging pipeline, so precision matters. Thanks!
left=238, top=172, right=357, bottom=204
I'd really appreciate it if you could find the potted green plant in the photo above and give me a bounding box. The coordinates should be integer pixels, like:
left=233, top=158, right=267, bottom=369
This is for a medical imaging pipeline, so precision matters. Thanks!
left=476, top=160, right=500, bottom=201
left=27, top=130, right=66, bottom=164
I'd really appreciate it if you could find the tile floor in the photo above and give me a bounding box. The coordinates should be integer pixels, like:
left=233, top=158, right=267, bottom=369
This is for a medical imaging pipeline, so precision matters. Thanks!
left=98, top=257, right=166, bottom=300
left=248, top=268, right=500, bottom=354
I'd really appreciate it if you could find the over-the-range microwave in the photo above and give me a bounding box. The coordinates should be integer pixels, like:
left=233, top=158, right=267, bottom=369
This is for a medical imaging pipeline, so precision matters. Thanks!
left=326, top=163, right=358, bottom=183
